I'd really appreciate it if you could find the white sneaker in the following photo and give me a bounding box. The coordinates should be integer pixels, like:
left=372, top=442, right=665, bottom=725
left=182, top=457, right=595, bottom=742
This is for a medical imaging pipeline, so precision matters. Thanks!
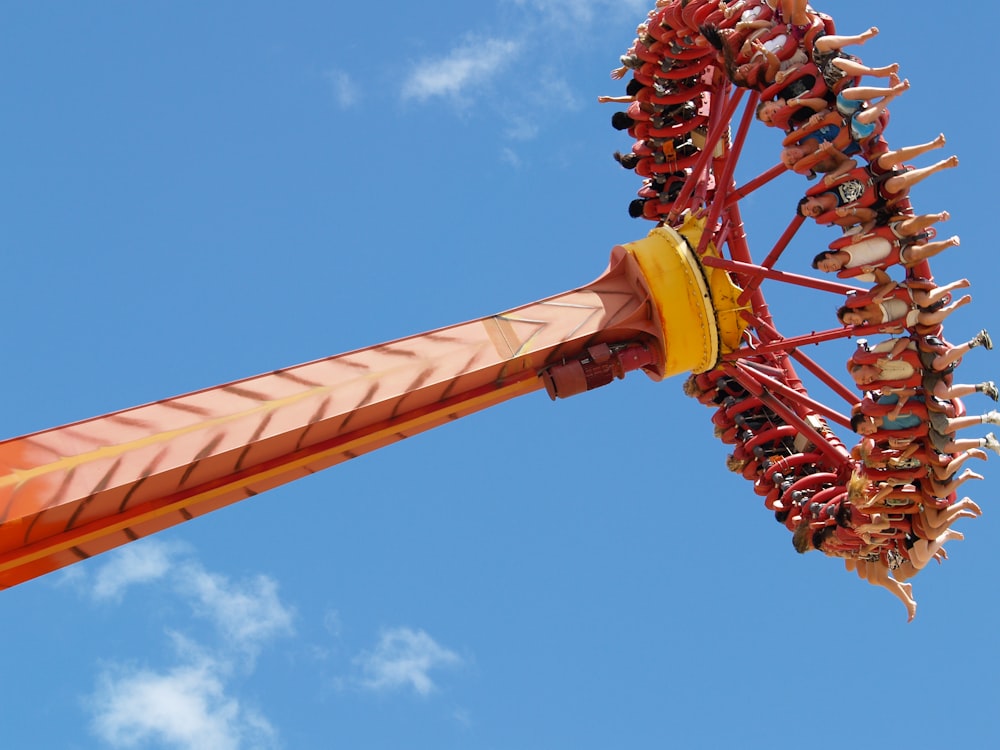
left=985, top=432, right=1000, bottom=456
left=986, top=411, right=1000, bottom=426
left=972, top=329, right=994, bottom=350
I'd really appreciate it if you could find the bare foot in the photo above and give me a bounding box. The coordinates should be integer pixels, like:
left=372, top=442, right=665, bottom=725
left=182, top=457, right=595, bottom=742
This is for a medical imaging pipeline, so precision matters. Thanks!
left=933, top=133, right=946, bottom=148
left=964, top=498, right=984, bottom=516
left=860, top=26, right=879, bottom=42
left=901, top=582, right=917, bottom=622
left=944, top=155, right=959, bottom=168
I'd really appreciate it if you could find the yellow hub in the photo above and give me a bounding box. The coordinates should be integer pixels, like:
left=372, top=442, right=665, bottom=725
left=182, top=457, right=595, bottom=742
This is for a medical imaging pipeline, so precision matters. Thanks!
left=621, top=215, right=748, bottom=376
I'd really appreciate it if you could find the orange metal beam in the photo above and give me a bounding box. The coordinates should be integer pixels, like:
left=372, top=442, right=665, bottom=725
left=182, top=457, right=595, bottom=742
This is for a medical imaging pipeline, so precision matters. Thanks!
left=0, top=242, right=691, bottom=589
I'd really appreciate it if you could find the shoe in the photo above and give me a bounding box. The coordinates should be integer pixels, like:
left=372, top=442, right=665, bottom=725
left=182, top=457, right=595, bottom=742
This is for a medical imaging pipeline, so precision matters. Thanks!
left=971, top=329, right=993, bottom=350
left=985, top=410, right=1000, bottom=426
left=985, top=432, right=1000, bottom=456
left=980, top=381, right=999, bottom=401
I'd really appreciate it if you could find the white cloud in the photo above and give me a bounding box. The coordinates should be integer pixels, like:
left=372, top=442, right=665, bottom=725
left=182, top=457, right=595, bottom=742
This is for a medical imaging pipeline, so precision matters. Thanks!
left=452, top=707, right=473, bottom=728
left=180, top=567, right=295, bottom=659
left=323, top=608, right=343, bottom=638
left=504, top=114, right=539, bottom=142
left=325, top=69, right=357, bottom=108
left=356, top=627, right=462, bottom=696
left=500, top=147, right=522, bottom=168
left=510, top=0, right=596, bottom=24
left=535, top=76, right=580, bottom=112
left=81, top=539, right=295, bottom=658
left=90, top=539, right=174, bottom=601
left=401, top=38, right=521, bottom=101
left=90, top=657, right=278, bottom=750
left=509, top=0, right=648, bottom=28
left=78, top=542, right=295, bottom=747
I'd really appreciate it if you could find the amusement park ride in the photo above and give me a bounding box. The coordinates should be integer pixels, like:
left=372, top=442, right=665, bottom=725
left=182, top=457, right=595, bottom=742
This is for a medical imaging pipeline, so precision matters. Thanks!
left=0, top=0, right=982, bottom=617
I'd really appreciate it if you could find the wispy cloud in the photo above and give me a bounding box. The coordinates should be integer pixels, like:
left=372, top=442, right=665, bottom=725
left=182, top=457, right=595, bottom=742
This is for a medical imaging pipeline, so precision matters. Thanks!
left=504, top=114, right=539, bottom=142
left=510, top=0, right=649, bottom=28
left=510, top=0, right=597, bottom=25
left=401, top=38, right=521, bottom=101
left=79, top=541, right=469, bottom=741
left=325, top=69, right=357, bottom=108
left=534, top=75, right=581, bottom=112
left=90, top=540, right=175, bottom=601
left=181, top=568, right=295, bottom=660
left=81, top=539, right=295, bottom=658
left=78, top=541, right=294, bottom=747
left=90, top=653, right=278, bottom=750
left=500, top=147, right=522, bottom=168
left=323, top=608, right=343, bottom=638
left=355, top=626, right=463, bottom=696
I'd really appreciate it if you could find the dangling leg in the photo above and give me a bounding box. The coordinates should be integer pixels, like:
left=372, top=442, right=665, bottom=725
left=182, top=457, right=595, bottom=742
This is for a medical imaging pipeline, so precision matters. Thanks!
left=813, top=27, right=879, bottom=52
left=929, top=439, right=991, bottom=459
left=840, top=82, right=905, bottom=104
left=831, top=57, right=899, bottom=79
left=916, top=295, right=971, bottom=327
left=929, top=328, right=994, bottom=372
left=926, top=467, right=984, bottom=497
left=952, top=496, right=984, bottom=517
left=928, top=448, right=989, bottom=481
left=902, top=235, right=960, bottom=266
left=876, top=134, right=947, bottom=170
left=934, top=382, right=999, bottom=401
left=919, top=497, right=982, bottom=537
left=867, top=563, right=917, bottom=621
left=912, top=275, right=966, bottom=307
left=884, top=155, right=960, bottom=194
left=851, top=80, right=909, bottom=126
left=908, top=530, right=964, bottom=570
left=890, top=210, right=949, bottom=239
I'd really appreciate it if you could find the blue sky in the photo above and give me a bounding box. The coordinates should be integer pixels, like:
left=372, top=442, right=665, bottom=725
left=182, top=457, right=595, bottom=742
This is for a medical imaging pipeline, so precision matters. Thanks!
left=2, top=1, right=998, bottom=748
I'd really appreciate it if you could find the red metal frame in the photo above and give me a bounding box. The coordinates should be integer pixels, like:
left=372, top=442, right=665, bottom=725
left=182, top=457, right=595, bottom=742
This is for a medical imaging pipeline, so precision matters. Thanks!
left=663, top=68, right=866, bottom=419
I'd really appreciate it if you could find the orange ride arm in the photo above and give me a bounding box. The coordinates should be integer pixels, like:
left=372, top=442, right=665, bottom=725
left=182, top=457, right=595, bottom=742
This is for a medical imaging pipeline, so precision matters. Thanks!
left=0, top=223, right=734, bottom=589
